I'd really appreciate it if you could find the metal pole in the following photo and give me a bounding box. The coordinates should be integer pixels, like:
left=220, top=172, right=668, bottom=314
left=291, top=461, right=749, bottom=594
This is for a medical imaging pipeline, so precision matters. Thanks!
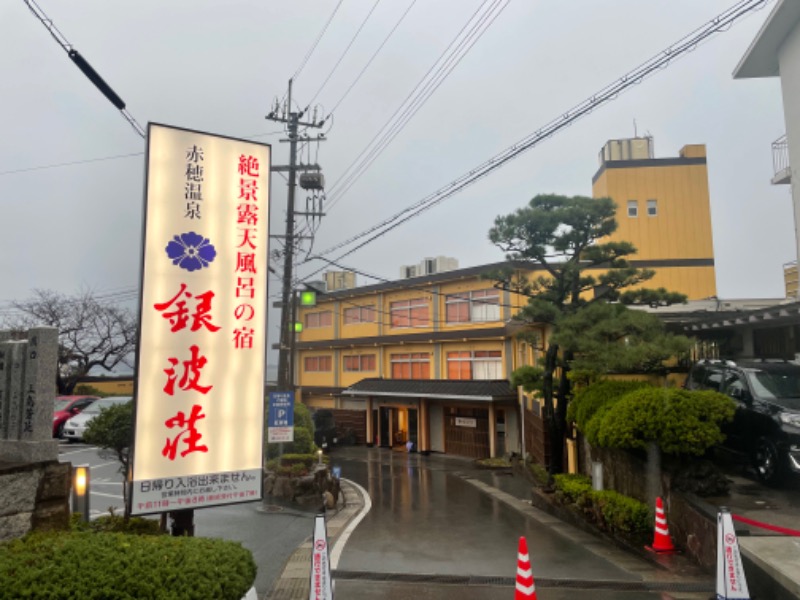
left=290, top=289, right=297, bottom=390
left=518, top=386, right=526, bottom=461
left=277, top=79, right=299, bottom=392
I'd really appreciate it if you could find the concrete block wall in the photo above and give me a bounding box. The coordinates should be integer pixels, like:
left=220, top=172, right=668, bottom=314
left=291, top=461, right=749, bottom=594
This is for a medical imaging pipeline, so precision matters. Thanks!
left=0, top=460, right=72, bottom=542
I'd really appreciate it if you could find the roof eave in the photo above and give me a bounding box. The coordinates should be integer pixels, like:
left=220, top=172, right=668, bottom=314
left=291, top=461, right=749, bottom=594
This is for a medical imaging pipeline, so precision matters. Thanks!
left=733, top=0, right=800, bottom=79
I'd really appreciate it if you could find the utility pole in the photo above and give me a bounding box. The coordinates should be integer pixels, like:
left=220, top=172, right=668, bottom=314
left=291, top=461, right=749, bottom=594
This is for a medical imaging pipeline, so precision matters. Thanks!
left=266, top=79, right=326, bottom=391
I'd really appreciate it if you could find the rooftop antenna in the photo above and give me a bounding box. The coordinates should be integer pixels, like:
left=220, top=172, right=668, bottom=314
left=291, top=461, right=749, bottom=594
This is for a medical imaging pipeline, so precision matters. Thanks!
left=633, top=118, right=638, bottom=138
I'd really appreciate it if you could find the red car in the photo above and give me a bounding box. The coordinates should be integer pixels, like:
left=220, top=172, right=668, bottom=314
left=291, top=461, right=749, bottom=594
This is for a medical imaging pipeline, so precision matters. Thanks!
left=53, top=396, right=98, bottom=438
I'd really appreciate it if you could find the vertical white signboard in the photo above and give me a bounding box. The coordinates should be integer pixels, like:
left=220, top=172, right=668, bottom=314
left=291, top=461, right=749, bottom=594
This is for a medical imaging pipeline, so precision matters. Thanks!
left=309, top=513, right=333, bottom=600
left=716, top=509, right=751, bottom=599
left=130, top=123, right=270, bottom=515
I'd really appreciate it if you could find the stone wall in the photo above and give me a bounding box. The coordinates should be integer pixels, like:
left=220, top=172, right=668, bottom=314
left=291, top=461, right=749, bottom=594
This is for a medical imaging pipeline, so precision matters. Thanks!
left=579, top=437, right=717, bottom=572
left=0, top=460, right=72, bottom=542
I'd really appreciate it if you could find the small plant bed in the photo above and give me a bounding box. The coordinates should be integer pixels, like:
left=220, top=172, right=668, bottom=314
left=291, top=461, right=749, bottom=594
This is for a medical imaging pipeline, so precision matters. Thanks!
left=0, top=523, right=256, bottom=599
left=550, top=473, right=651, bottom=547
left=474, top=457, right=513, bottom=470
left=265, top=453, right=325, bottom=477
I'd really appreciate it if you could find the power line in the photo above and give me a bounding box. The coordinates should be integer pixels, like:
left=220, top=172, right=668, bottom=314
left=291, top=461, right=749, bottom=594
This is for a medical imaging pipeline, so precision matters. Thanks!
left=0, top=152, right=144, bottom=176
left=309, top=0, right=772, bottom=272
left=293, top=0, right=501, bottom=247
left=323, top=0, right=507, bottom=209
left=0, top=286, right=140, bottom=319
left=23, top=0, right=146, bottom=138
left=326, top=0, right=507, bottom=210
left=307, top=0, right=384, bottom=108
left=292, top=0, right=346, bottom=82
left=328, top=0, right=418, bottom=115
left=0, top=130, right=285, bottom=177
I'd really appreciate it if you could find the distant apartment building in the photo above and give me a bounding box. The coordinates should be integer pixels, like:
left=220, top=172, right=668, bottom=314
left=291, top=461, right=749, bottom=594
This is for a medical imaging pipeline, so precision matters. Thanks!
left=324, top=270, right=357, bottom=292
left=400, top=256, right=459, bottom=279
left=592, top=137, right=717, bottom=300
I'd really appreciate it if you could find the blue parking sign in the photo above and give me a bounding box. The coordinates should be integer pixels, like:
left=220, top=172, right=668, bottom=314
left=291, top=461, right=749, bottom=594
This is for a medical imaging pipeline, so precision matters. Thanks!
left=268, top=391, right=294, bottom=443
left=268, top=391, right=294, bottom=427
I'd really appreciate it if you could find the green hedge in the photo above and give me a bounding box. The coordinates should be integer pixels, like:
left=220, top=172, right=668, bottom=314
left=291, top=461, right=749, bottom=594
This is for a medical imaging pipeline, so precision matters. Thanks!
left=595, top=387, right=735, bottom=456
left=570, top=381, right=735, bottom=457
left=552, top=474, right=650, bottom=536
left=0, top=531, right=256, bottom=600
left=568, top=380, right=652, bottom=446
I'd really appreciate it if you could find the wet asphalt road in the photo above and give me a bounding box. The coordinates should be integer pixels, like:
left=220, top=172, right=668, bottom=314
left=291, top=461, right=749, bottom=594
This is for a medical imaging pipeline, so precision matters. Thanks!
left=332, top=449, right=635, bottom=580
left=329, top=580, right=711, bottom=600
left=324, top=447, right=713, bottom=600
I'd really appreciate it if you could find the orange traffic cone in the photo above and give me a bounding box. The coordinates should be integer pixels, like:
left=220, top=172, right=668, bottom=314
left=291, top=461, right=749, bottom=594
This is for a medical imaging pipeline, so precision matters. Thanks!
left=647, top=496, right=678, bottom=553
left=515, top=536, right=537, bottom=599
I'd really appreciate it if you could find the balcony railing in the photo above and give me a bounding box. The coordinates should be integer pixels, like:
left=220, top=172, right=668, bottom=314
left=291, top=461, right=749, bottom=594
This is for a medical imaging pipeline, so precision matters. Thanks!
left=772, top=134, right=791, bottom=184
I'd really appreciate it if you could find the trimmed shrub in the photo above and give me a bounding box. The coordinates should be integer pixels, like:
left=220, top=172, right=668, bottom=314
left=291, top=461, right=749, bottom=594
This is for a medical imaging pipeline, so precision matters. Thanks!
left=71, top=513, right=162, bottom=535
left=266, top=453, right=321, bottom=475
left=0, top=531, right=256, bottom=599
left=552, top=474, right=650, bottom=537
left=594, top=387, right=735, bottom=456
left=293, top=402, right=314, bottom=432
left=552, top=473, right=592, bottom=506
left=592, top=490, right=650, bottom=535
left=568, top=380, right=653, bottom=444
left=290, top=463, right=308, bottom=477
left=527, top=462, right=550, bottom=487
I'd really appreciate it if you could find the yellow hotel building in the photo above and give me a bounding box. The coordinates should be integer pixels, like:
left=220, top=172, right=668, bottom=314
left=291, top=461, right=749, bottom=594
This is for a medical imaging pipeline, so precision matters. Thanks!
left=295, top=137, right=717, bottom=459
left=296, top=262, right=541, bottom=459
left=592, top=137, right=716, bottom=299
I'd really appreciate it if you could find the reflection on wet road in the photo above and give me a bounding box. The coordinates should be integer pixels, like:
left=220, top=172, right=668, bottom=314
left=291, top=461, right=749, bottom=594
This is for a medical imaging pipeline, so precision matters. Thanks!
left=329, top=447, right=713, bottom=599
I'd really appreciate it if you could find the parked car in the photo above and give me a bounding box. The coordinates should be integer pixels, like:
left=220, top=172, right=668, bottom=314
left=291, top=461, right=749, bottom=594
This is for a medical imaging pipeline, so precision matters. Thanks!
left=685, top=358, right=800, bottom=485
left=62, top=396, right=132, bottom=443
left=53, top=395, right=98, bottom=438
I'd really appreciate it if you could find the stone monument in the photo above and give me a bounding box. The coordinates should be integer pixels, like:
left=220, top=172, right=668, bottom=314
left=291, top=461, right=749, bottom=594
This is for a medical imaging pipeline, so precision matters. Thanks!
left=0, top=327, right=59, bottom=463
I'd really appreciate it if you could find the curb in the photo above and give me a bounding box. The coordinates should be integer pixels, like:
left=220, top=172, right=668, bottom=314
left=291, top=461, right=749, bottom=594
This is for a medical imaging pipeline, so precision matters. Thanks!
left=264, top=479, right=365, bottom=600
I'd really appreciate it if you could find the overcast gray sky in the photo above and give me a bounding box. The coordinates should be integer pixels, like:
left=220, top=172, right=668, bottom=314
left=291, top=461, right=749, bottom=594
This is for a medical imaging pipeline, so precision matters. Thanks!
left=0, top=1, right=792, bottom=351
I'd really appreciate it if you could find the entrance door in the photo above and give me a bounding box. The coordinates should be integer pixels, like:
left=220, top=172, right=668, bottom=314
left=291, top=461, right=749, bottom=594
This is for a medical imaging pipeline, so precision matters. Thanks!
left=379, top=407, right=391, bottom=448
left=392, top=408, right=407, bottom=447
left=496, top=409, right=506, bottom=456
left=408, top=409, right=418, bottom=451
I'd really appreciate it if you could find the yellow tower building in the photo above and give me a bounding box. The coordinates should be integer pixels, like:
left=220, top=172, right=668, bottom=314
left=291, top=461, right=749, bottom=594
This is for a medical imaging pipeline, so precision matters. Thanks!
left=592, top=137, right=717, bottom=300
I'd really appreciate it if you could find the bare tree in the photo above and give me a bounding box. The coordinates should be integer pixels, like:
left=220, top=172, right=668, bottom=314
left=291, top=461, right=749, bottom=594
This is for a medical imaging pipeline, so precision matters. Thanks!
left=5, top=289, right=137, bottom=394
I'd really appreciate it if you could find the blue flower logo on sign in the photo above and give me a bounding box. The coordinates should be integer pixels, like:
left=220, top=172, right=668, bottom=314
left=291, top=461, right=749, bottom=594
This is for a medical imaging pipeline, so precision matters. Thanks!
left=165, top=232, right=217, bottom=272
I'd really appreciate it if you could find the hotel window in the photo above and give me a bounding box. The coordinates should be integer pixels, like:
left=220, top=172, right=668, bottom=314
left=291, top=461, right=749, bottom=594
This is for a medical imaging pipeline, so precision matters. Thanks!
left=390, top=298, right=430, bottom=328
left=343, top=305, right=376, bottom=325
left=343, top=354, right=376, bottom=372
left=627, top=200, right=638, bottom=217
left=445, top=289, right=500, bottom=323
left=647, top=199, right=658, bottom=216
left=447, top=350, right=502, bottom=380
left=304, top=356, right=332, bottom=372
left=390, top=353, right=430, bottom=379
left=305, top=310, right=332, bottom=328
